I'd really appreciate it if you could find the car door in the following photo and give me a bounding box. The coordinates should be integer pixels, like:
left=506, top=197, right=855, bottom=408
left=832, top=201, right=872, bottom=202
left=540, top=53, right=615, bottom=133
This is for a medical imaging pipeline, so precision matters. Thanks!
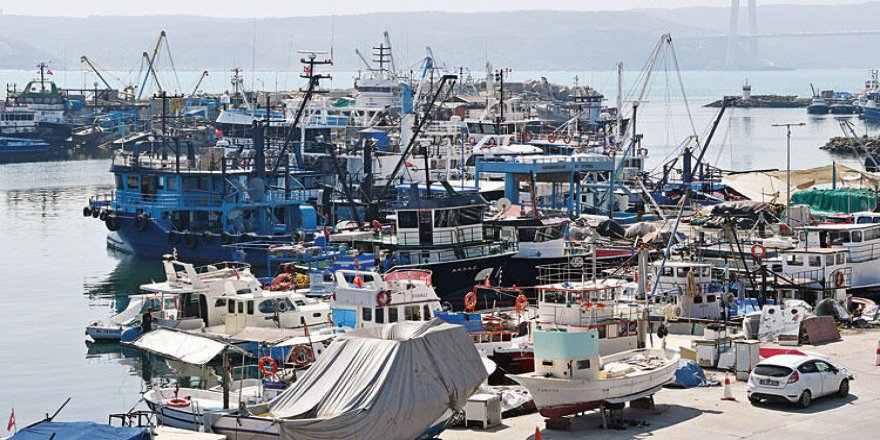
left=814, top=360, right=840, bottom=396
left=796, top=361, right=822, bottom=396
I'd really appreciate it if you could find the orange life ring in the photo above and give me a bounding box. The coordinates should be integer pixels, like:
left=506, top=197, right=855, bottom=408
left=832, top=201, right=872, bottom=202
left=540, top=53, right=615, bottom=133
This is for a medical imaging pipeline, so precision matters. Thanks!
left=167, top=397, right=191, bottom=408
left=291, top=345, right=313, bottom=367
left=464, top=291, right=477, bottom=312
left=835, top=272, right=845, bottom=288
left=376, top=290, right=392, bottom=307
left=547, top=133, right=557, bottom=143
left=563, top=135, right=572, bottom=144
left=258, top=356, right=278, bottom=376
left=515, top=294, right=529, bottom=314
left=750, top=243, right=767, bottom=259
left=523, top=132, right=533, bottom=142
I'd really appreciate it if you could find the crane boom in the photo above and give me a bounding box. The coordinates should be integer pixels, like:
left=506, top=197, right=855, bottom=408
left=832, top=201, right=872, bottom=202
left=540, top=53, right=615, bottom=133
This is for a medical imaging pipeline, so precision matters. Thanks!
left=182, top=71, right=209, bottom=114
left=80, top=56, right=113, bottom=90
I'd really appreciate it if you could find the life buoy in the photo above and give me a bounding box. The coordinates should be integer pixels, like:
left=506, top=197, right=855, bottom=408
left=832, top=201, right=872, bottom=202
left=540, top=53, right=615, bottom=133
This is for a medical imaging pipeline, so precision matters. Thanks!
left=563, top=135, right=572, bottom=144
left=258, top=356, right=278, bottom=376
left=134, top=213, right=149, bottom=232
left=515, top=294, right=529, bottom=314
left=105, top=215, right=120, bottom=231
left=184, top=232, right=199, bottom=249
left=167, top=397, right=191, bottom=408
left=168, top=230, right=181, bottom=245
left=82, top=207, right=92, bottom=217
left=835, top=272, right=845, bottom=288
left=291, top=345, right=313, bottom=367
left=464, top=291, right=477, bottom=312
left=547, top=133, right=557, bottom=143
left=523, top=132, right=533, bottom=142
left=468, top=137, right=476, bottom=145
left=751, top=243, right=766, bottom=259
left=376, top=290, right=392, bottom=307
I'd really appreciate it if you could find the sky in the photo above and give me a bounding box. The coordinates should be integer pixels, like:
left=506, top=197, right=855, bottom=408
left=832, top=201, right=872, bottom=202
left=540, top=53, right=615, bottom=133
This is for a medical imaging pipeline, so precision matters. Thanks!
left=0, top=0, right=863, bottom=18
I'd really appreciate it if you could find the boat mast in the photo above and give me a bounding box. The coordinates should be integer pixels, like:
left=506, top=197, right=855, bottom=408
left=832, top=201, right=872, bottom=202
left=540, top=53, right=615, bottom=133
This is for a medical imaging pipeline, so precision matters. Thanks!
left=616, top=61, right=623, bottom=145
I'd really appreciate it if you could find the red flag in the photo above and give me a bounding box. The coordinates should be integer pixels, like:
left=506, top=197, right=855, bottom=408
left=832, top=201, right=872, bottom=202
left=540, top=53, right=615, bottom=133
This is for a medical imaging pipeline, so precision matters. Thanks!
left=354, top=274, right=364, bottom=288
left=46, top=69, right=53, bottom=75
left=303, top=67, right=312, bottom=75
left=7, top=409, right=14, bottom=431
left=405, top=162, right=413, bottom=168
left=214, top=127, right=224, bottom=136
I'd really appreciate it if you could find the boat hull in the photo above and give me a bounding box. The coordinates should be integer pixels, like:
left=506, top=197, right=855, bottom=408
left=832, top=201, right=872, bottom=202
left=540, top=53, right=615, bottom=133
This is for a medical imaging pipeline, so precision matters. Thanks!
left=510, top=349, right=678, bottom=419
left=394, top=252, right=515, bottom=305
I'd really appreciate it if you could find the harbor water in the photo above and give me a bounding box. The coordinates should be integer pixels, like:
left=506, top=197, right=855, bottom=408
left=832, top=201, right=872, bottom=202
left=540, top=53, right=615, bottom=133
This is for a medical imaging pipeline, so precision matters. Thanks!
left=0, top=70, right=873, bottom=422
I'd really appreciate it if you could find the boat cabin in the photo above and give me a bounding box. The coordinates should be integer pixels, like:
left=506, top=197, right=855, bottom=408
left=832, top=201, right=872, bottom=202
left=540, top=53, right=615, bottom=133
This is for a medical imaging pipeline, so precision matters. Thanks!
left=221, top=290, right=330, bottom=335
left=331, top=269, right=440, bottom=330
left=797, top=223, right=880, bottom=289
left=533, top=329, right=602, bottom=381
left=777, top=247, right=850, bottom=304
left=533, top=281, right=644, bottom=355
left=651, top=261, right=721, bottom=320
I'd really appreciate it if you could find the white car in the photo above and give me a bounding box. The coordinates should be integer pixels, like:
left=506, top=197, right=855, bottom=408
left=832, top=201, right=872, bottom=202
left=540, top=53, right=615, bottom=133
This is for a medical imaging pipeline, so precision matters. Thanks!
left=747, top=355, right=852, bottom=408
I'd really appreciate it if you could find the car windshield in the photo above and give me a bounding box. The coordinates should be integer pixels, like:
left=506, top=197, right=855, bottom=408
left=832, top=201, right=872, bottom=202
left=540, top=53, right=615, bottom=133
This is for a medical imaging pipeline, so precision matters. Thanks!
left=754, top=365, right=793, bottom=377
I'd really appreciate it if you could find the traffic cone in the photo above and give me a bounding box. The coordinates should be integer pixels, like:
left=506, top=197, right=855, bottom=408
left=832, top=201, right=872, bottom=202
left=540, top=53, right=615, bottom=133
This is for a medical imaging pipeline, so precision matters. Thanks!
left=721, top=374, right=736, bottom=401
left=875, top=339, right=880, bottom=366
left=534, top=426, right=541, bottom=440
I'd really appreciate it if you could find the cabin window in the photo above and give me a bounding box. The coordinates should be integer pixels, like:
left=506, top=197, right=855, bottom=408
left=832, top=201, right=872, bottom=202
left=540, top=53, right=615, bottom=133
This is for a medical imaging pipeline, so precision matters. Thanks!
left=259, top=300, right=275, bottom=314
left=247, top=301, right=254, bottom=315
left=702, top=267, right=711, bottom=276
left=826, top=255, right=835, bottom=266
left=662, top=267, right=674, bottom=276
left=423, top=305, right=432, bottom=320
left=214, top=298, right=227, bottom=308
left=228, top=300, right=235, bottom=314
left=808, top=256, right=822, bottom=267
left=829, top=231, right=850, bottom=244
left=398, top=211, right=418, bottom=228
left=542, top=360, right=554, bottom=368
left=693, top=295, right=704, bottom=304
left=127, top=175, right=140, bottom=189
left=597, top=325, right=607, bottom=339
left=115, top=175, right=124, bottom=189
left=459, top=207, right=483, bottom=226
left=237, top=302, right=244, bottom=314
left=576, top=360, right=591, bottom=370
left=434, top=209, right=459, bottom=228
left=852, top=231, right=863, bottom=243
left=388, top=307, right=399, bottom=323
left=837, top=253, right=846, bottom=265
left=182, top=176, right=199, bottom=190
left=375, top=307, right=385, bottom=324
left=677, top=268, right=689, bottom=277
left=362, top=307, right=372, bottom=322
left=706, top=295, right=716, bottom=303
left=787, top=255, right=804, bottom=266
left=166, top=176, right=178, bottom=192
left=405, top=306, right=421, bottom=321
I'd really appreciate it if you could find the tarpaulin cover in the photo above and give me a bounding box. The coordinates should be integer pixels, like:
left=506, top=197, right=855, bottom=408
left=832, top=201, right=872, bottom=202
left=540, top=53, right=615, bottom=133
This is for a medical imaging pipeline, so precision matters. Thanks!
left=11, top=421, right=149, bottom=440
left=722, top=164, right=879, bottom=202
left=790, top=189, right=876, bottom=215
left=130, top=328, right=228, bottom=365
left=670, top=359, right=717, bottom=388
left=265, top=319, right=487, bottom=440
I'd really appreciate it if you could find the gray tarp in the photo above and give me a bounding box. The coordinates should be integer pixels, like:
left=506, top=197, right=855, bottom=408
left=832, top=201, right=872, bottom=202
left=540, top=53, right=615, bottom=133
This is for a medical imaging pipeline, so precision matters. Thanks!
left=266, top=319, right=487, bottom=440
left=130, top=328, right=229, bottom=365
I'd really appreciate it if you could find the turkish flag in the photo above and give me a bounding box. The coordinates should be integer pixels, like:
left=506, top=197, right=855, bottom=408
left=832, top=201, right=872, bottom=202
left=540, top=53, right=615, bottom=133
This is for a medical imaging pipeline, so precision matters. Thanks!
left=46, top=69, right=53, bottom=75
left=7, top=409, right=14, bottom=431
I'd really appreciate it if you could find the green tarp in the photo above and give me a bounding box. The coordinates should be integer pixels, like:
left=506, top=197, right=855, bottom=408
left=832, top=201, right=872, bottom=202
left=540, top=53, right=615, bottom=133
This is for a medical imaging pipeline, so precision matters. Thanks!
left=790, top=189, right=877, bottom=215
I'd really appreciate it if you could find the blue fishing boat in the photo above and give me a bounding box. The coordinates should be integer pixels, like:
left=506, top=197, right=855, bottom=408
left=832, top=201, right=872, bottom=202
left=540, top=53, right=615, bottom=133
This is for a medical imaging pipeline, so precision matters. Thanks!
left=85, top=126, right=319, bottom=265
left=0, top=136, right=51, bottom=163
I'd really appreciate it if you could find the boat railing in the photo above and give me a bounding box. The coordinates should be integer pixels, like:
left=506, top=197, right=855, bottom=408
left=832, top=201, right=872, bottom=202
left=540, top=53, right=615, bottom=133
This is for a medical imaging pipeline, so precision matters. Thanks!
left=97, top=187, right=309, bottom=211
left=535, top=260, right=621, bottom=285
left=843, top=241, right=880, bottom=263
left=777, top=266, right=852, bottom=289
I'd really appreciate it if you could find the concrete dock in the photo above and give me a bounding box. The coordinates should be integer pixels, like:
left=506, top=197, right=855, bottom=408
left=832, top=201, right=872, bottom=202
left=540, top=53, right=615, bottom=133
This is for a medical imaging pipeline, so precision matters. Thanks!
left=441, top=329, right=880, bottom=440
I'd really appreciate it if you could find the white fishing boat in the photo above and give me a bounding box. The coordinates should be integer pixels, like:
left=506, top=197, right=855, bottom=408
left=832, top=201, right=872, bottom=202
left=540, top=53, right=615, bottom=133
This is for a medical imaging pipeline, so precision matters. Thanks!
left=510, top=329, right=678, bottom=419
left=144, top=380, right=268, bottom=431
left=330, top=268, right=441, bottom=330
left=85, top=293, right=179, bottom=341
left=205, top=320, right=487, bottom=440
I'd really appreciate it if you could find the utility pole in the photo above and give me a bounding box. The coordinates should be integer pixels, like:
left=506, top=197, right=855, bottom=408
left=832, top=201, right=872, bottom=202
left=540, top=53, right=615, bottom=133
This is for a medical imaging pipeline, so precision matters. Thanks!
left=771, top=122, right=805, bottom=226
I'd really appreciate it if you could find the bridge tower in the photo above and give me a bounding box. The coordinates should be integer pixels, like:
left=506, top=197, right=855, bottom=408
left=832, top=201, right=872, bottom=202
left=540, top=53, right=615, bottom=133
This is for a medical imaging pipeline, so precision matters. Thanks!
left=725, top=0, right=759, bottom=68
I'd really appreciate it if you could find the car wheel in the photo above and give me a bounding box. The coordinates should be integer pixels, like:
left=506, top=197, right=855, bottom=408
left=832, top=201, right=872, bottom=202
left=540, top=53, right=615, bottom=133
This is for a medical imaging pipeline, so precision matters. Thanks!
left=748, top=395, right=761, bottom=405
left=798, top=390, right=812, bottom=408
left=837, top=379, right=849, bottom=398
